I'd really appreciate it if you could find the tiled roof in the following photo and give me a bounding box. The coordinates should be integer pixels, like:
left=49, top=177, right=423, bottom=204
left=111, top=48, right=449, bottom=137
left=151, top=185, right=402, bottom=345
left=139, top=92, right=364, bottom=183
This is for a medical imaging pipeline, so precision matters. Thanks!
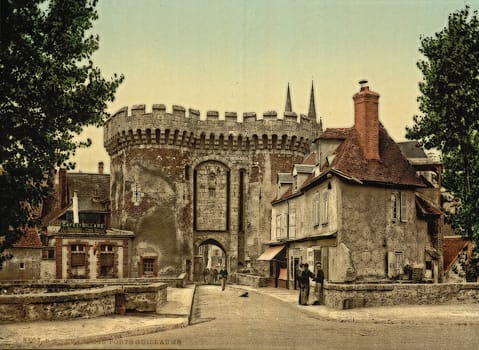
left=276, top=187, right=293, bottom=202
left=328, top=126, right=425, bottom=187
left=443, top=237, right=471, bottom=272
left=317, top=128, right=351, bottom=140
left=302, top=152, right=317, bottom=165
left=13, top=228, right=42, bottom=248
left=415, top=193, right=443, bottom=217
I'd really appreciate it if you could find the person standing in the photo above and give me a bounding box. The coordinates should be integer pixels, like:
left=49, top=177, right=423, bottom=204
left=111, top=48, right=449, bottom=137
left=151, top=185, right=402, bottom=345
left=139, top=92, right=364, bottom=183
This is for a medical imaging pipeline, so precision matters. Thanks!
left=313, top=262, right=324, bottom=305
left=299, top=263, right=314, bottom=305
left=219, top=266, right=228, bottom=291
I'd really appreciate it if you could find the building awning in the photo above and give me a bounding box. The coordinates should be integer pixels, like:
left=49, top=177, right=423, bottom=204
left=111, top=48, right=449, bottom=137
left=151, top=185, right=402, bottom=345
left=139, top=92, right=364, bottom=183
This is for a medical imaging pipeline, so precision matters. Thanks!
left=257, top=245, right=286, bottom=261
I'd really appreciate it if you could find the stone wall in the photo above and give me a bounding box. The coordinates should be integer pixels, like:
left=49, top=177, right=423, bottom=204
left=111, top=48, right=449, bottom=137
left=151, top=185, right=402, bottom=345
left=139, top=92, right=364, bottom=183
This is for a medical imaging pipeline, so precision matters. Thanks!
left=0, top=286, right=118, bottom=322
left=337, top=183, right=426, bottom=282
left=0, top=281, right=168, bottom=322
left=235, top=273, right=271, bottom=288
left=324, top=282, right=479, bottom=310
left=105, top=104, right=316, bottom=279
left=123, top=283, right=167, bottom=312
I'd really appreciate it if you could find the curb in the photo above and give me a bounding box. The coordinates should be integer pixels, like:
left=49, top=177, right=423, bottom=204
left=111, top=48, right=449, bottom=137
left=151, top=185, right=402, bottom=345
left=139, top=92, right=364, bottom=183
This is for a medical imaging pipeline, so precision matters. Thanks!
left=3, top=318, right=189, bottom=349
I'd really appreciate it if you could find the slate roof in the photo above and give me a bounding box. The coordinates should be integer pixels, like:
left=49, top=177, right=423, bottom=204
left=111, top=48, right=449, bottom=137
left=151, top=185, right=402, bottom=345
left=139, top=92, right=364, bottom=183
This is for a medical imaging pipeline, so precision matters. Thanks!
left=398, top=141, right=428, bottom=159
left=66, top=173, right=110, bottom=212
left=443, top=236, right=472, bottom=272
left=326, top=126, right=425, bottom=187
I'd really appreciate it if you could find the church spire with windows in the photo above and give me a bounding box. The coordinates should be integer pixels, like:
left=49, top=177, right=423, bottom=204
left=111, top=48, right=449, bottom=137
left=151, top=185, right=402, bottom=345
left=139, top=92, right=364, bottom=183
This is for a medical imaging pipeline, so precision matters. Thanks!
left=285, top=83, right=292, bottom=112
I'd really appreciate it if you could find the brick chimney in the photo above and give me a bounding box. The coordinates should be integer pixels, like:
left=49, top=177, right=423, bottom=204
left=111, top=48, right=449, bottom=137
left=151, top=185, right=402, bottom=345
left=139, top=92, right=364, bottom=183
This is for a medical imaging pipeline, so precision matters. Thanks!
left=353, top=80, right=380, bottom=160
left=98, top=161, right=104, bottom=174
left=57, top=168, right=68, bottom=209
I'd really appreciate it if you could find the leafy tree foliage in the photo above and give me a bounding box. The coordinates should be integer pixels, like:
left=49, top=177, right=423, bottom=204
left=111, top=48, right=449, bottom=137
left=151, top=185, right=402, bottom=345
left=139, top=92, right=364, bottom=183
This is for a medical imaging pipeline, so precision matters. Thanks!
left=0, top=0, right=123, bottom=260
left=406, top=6, right=479, bottom=245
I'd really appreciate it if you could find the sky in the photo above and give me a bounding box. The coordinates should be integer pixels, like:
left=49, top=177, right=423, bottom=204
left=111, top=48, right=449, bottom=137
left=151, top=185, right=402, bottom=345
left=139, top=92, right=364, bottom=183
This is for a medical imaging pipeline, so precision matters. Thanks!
left=71, top=0, right=477, bottom=173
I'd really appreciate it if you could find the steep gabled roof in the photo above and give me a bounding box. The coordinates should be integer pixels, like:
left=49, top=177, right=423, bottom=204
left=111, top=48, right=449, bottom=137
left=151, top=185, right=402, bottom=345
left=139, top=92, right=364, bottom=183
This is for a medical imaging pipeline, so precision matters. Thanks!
left=327, top=126, right=425, bottom=187
left=13, top=228, right=42, bottom=249
left=443, top=236, right=472, bottom=272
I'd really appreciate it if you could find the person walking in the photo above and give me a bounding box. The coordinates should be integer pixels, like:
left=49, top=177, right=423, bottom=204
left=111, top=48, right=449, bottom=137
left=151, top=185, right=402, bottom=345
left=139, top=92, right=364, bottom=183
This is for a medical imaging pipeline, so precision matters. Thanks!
left=219, top=266, right=228, bottom=291
left=299, top=263, right=314, bottom=305
left=313, top=262, right=324, bottom=305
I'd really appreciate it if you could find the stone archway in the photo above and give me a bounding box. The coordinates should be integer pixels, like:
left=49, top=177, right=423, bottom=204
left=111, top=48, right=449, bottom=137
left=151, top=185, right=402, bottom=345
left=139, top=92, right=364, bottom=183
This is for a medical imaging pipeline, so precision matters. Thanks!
left=193, top=239, right=228, bottom=283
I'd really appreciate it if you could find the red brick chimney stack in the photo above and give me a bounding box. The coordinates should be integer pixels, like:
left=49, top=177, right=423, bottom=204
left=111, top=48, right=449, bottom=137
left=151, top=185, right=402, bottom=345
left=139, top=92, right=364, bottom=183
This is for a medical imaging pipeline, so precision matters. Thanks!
left=58, top=168, right=67, bottom=209
left=353, top=80, right=380, bottom=161
left=98, top=161, right=104, bottom=174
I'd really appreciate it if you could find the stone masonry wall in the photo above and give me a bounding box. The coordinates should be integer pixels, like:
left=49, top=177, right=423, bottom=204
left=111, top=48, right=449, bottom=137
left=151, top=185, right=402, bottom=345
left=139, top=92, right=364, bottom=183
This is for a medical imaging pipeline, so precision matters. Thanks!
left=324, top=282, right=479, bottom=310
left=105, top=105, right=317, bottom=278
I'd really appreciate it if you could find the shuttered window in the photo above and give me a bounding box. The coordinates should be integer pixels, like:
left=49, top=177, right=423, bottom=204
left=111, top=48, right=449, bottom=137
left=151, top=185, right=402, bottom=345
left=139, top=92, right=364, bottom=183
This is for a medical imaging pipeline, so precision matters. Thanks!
left=400, top=192, right=408, bottom=222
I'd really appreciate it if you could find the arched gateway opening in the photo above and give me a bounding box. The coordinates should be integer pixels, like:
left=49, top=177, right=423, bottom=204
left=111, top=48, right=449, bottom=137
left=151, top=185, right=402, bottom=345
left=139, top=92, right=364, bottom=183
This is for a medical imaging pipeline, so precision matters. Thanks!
left=193, top=239, right=227, bottom=283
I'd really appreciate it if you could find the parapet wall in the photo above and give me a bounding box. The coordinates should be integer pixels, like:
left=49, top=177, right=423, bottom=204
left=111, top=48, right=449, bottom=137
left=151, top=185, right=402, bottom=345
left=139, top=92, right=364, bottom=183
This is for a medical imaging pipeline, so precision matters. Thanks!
left=324, top=282, right=479, bottom=310
left=104, top=104, right=318, bottom=155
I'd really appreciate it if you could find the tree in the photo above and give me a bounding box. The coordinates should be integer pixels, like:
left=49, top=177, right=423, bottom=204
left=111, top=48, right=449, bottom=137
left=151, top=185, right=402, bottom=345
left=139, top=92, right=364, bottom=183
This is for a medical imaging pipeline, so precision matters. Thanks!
left=406, top=6, right=479, bottom=245
left=0, top=0, right=123, bottom=261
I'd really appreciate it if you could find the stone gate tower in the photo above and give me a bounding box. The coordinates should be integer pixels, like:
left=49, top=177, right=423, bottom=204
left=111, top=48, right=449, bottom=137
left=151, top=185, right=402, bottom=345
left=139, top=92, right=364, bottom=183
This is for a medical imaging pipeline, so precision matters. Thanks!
left=104, top=90, right=319, bottom=279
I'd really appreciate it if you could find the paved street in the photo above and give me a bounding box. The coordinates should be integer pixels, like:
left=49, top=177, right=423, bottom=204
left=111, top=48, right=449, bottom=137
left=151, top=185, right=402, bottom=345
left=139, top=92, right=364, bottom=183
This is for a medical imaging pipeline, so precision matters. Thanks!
left=73, top=285, right=479, bottom=350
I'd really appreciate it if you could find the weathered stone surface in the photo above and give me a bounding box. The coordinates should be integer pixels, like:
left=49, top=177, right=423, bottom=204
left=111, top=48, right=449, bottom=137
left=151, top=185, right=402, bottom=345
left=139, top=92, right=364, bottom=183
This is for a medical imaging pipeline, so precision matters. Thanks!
left=324, top=282, right=479, bottom=310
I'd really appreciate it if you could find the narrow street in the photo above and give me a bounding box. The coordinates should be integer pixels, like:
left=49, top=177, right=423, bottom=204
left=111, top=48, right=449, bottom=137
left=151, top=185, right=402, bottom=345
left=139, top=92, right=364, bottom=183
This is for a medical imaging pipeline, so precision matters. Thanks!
left=71, top=285, right=479, bottom=350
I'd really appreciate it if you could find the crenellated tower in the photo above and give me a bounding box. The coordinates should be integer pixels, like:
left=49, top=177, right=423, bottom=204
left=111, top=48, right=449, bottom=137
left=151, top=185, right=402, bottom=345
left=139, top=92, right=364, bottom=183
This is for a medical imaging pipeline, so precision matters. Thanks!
left=104, top=101, right=318, bottom=279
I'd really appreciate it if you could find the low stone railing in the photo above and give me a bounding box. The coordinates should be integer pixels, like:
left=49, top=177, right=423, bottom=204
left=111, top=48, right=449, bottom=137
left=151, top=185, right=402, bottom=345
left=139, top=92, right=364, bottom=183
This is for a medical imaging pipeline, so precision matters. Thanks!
left=0, top=281, right=168, bottom=322
left=324, top=282, right=479, bottom=309
left=235, top=273, right=271, bottom=288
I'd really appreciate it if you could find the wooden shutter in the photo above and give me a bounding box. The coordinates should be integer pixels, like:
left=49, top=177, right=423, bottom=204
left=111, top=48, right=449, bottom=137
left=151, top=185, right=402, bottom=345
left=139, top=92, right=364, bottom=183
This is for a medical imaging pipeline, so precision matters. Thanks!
left=400, top=192, right=407, bottom=222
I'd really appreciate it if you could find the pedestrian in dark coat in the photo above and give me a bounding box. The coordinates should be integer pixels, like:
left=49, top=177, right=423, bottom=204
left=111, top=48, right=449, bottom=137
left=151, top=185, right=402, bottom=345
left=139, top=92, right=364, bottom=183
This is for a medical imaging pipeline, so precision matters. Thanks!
left=299, top=263, right=314, bottom=305
left=219, top=267, right=228, bottom=291
left=313, top=262, right=325, bottom=305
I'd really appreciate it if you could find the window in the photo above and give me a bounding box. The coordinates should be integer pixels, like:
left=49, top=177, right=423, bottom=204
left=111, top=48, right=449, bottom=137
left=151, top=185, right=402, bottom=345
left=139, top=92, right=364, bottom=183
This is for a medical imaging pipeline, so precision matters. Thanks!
left=391, top=193, right=398, bottom=222
left=71, top=244, right=86, bottom=267
left=71, top=244, right=84, bottom=252
left=276, top=215, right=281, bottom=239
left=289, top=209, right=296, bottom=238
left=100, top=245, right=113, bottom=252
left=143, top=258, right=155, bottom=274
left=314, top=249, right=322, bottom=267
left=19, top=262, right=25, bottom=270
left=313, top=192, right=320, bottom=226
left=400, top=192, right=408, bottom=222
left=42, top=247, right=55, bottom=259
left=322, top=191, right=329, bottom=225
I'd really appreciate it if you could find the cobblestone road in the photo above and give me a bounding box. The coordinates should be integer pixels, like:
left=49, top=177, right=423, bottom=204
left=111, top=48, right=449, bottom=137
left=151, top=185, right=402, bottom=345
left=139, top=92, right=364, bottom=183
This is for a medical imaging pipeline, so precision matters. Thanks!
left=76, top=285, right=479, bottom=350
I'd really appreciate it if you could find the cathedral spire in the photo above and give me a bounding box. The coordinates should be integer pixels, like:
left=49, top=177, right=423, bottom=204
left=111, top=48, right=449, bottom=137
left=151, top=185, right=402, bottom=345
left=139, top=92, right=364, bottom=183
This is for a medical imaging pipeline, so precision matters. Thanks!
left=285, top=83, right=292, bottom=112
left=308, top=80, right=316, bottom=120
